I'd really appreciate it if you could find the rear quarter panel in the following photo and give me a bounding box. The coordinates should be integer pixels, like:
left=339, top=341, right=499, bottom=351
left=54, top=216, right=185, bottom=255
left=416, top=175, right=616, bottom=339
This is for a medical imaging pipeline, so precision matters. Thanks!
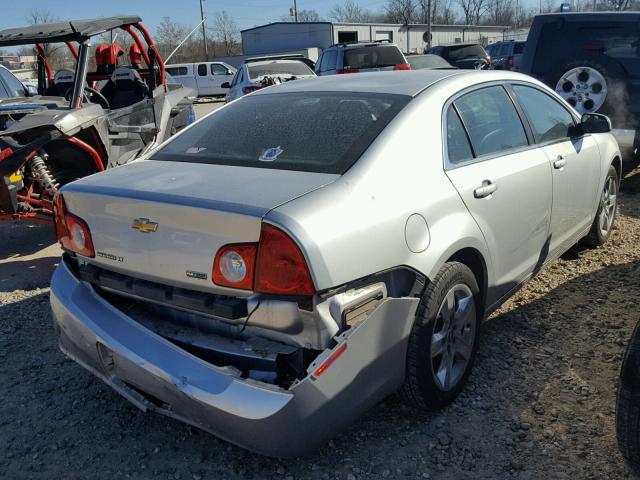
left=592, top=132, right=622, bottom=209
left=265, top=84, right=492, bottom=292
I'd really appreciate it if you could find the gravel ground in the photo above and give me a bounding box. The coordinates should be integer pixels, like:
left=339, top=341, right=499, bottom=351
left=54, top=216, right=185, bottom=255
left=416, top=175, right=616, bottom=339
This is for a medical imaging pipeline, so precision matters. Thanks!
left=2, top=171, right=640, bottom=479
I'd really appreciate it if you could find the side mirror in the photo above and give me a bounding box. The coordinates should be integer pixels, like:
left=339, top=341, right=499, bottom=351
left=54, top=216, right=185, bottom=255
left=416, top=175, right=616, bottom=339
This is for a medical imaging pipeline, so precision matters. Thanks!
left=24, top=84, right=38, bottom=97
left=227, top=70, right=234, bottom=76
left=581, top=113, right=611, bottom=134
left=221, top=82, right=231, bottom=89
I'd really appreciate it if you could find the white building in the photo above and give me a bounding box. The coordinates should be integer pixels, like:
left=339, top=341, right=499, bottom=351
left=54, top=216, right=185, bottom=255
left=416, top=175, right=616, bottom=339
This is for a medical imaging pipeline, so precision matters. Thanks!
left=241, top=22, right=514, bottom=57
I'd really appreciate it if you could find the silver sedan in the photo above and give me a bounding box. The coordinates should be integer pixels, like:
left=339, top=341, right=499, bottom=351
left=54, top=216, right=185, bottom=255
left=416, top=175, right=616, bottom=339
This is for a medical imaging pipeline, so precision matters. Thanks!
left=50, top=69, right=620, bottom=457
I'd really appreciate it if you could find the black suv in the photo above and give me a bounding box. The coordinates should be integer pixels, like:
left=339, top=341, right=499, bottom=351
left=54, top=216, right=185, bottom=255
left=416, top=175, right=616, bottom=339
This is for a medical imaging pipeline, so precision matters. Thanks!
left=426, top=43, right=490, bottom=69
left=521, top=13, right=640, bottom=160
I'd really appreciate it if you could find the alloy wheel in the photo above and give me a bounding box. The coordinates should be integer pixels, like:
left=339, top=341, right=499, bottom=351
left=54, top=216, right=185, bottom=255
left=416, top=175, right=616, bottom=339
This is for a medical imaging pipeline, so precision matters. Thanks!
left=599, top=175, right=617, bottom=237
left=430, top=284, right=477, bottom=392
left=555, top=66, right=608, bottom=114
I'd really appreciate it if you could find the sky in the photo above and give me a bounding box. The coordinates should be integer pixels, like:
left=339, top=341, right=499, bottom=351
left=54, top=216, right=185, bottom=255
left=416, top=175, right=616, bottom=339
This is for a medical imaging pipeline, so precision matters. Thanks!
left=0, top=0, right=393, bottom=34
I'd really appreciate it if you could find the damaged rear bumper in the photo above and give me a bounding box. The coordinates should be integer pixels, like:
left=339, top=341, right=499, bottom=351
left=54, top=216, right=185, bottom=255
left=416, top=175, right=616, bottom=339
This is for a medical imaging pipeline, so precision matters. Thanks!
left=50, top=260, right=418, bottom=457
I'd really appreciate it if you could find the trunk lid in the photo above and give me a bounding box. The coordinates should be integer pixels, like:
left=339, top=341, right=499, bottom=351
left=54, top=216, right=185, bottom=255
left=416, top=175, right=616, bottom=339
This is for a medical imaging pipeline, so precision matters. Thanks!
left=61, top=159, right=337, bottom=293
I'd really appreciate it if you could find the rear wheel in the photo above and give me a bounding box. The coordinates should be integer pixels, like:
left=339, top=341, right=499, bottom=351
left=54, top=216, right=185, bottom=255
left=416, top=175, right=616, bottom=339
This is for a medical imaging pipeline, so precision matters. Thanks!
left=400, top=262, right=481, bottom=409
left=584, top=164, right=618, bottom=247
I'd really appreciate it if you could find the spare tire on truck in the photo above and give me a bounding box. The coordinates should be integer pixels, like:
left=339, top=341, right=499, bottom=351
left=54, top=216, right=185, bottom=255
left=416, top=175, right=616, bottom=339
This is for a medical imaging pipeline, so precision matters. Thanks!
left=550, top=57, right=627, bottom=118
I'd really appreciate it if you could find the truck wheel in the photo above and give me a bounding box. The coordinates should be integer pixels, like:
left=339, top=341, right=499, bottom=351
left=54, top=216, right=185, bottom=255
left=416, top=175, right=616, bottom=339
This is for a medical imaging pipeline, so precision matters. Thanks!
left=400, top=262, right=481, bottom=409
left=584, top=164, right=618, bottom=247
left=616, top=320, right=640, bottom=476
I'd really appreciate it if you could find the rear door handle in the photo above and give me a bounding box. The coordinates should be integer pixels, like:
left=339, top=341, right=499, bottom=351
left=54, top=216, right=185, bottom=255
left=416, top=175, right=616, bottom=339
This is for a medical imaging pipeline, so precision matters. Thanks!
left=474, top=180, right=498, bottom=198
left=553, top=155, right=567, bottom=169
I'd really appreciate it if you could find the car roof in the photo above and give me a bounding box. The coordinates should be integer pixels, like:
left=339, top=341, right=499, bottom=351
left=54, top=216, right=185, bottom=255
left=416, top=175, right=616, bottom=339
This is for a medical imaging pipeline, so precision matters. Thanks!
left=247, top=59, right=310, bottom=67
left=253, top=69, right=467, bottom=97
left=252, top=70, right=539, bottom=98
left=0, top=16, right=141, bottom=46
left=330, top=42, right=399, bottom=49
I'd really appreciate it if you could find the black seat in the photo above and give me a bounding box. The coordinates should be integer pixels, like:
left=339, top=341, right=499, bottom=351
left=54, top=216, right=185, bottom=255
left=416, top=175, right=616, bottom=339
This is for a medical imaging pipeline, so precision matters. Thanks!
left=44, top=69, right=75, bottom=97
left=100, top=67, right=149, bottom=110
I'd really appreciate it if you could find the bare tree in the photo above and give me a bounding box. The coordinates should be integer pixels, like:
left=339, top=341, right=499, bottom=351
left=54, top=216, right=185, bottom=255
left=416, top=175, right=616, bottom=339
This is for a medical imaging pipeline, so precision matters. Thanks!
left=210, top=11, right=240, bottom=56
left=458, top=0, right=489, bottom=24
left=25, top=8, right=56, bottom=25
left=156, top=17, right=188, bottom=59
left=329, top=1, right=377, bottom=22
left=385, top=0, right=418, bottom=23
left=437, top=0, right=458, bottom=22
left=25, top=8, right=75, bottom=71
left=486, top=0, right=515, bottom=25
left=599, top=0, right=632, bottom=9
left=280, top=9, right=323, bottom=22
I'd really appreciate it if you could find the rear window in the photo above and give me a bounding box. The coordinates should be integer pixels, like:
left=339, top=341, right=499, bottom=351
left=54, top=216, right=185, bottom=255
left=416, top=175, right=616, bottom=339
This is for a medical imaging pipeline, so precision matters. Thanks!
left=514, top=42, right=525, bottom=54
left=343, top=46, right=405, bottom=69
left=166, top=66, right=188, bottom=76
left=407, top=55, right=452, bottom=70
left=151, top=92, right=410, bottom=174
left=445, top=45, right=487, bottom=61
left=248, top=61, right=314, bottom=80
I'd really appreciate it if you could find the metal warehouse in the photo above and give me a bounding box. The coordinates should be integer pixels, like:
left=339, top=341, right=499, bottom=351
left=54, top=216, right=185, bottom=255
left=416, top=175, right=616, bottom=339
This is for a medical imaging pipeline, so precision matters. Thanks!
left=241, top=22, right=513, bottom=56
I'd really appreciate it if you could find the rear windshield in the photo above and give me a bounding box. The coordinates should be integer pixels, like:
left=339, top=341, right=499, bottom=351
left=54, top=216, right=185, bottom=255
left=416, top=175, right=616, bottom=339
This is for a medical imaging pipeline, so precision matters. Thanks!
left=248, top=61, right=314, bottom=80
left=151, top=92, right=410, bottom=174
left=166, top=66, right=188, bottom=76
left=407, top=55, right=452, bottom=70
left=445, top=44, right=487, bottom=61
left=344, top=46, right=405, bottom=69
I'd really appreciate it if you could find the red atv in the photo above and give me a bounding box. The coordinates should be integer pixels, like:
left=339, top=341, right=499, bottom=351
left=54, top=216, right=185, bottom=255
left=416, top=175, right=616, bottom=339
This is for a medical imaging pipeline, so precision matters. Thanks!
left=0, top=16, right=195, bottom=223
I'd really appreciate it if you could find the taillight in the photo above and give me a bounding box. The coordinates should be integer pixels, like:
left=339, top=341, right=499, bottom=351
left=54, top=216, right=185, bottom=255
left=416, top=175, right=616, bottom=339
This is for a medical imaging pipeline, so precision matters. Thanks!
left=393, top=63, right=411, bottom=70
left=212, top=223, right=315, bottom=296
left=336, top=68, right=359, bottom=74
left=53, top=193, right=95, bottom=257
left=507, top=56, right=514, bottom=68
left=255, top=224, right=315, bottom=296
left=242, top=85, right=262, bottom=95
left=212, top=244, right=256, bottom=290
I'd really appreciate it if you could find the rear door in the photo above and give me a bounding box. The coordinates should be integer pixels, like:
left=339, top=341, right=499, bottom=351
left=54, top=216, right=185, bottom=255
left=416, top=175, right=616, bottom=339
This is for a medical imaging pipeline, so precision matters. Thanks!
left=195, top=63, right=212, bottom=95
left=444, top=85, right=553, bottom=302
left=511, top=84, right=601, bottom=257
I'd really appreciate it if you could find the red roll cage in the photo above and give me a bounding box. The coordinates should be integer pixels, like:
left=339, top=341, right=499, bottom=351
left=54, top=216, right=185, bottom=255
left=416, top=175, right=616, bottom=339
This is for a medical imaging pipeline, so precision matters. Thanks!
left=35, top=22, right=166, bottom=88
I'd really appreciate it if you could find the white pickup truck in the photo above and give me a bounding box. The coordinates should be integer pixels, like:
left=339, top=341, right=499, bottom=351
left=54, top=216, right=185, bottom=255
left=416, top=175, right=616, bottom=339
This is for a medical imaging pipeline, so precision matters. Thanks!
left=165, top=61, right=236, bottom=97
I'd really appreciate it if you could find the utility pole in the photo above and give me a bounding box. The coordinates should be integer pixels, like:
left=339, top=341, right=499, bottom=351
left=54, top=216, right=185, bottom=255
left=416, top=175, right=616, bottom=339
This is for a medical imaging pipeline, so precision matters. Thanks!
left=426, top=0, right=432, bottom=50
left=292, top=0, right=298, bottom=22
left=199, top=0, right=208, bottom=61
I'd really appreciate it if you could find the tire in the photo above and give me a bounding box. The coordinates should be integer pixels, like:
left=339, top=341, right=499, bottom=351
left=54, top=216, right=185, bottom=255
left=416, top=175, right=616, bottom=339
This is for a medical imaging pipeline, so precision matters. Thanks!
left=616, top=320, right=640, bottom=476
left=584, top=164, right=618, bottom=247
left=549, top=57, right=626, bottom=118
left=399, top=262, right=481, bottom=409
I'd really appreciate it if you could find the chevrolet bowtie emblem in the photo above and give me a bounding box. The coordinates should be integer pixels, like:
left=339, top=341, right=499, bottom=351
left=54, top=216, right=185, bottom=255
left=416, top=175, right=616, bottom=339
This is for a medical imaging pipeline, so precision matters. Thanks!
left=131, top=218, right=158, bottom=233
